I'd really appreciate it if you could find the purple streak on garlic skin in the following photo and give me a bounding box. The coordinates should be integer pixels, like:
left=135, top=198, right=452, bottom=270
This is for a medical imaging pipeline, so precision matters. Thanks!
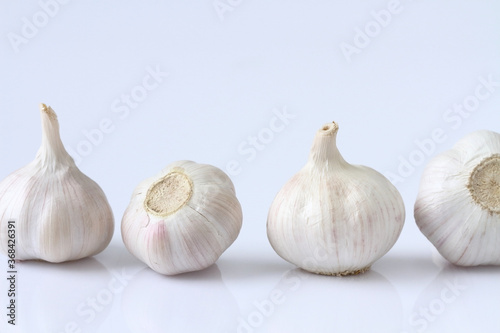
left=0, top=104, right=114, bottom=263
left=121, top=161, right=242, bottom=276
left=267, top=122, right=405, bottom=276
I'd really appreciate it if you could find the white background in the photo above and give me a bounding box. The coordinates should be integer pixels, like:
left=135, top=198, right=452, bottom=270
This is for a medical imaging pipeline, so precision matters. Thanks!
left=1, top=1, right=500, bottom=332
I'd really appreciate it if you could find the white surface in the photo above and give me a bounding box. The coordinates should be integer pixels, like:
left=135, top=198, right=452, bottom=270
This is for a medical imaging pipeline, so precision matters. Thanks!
left=1, top=1, right=500, bottom=332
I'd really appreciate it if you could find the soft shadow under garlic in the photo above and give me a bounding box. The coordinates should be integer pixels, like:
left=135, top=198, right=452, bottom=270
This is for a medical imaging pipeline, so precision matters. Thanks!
left=372, top=250, right=441, bottom=283
left=17, top=258, right=114, bottom=333
left=240, top=267, right=403, bottom=333
left=216, top=253, right=295, bottom=281
left=121, top=264, right=239, bottom=332
left=407, top=263, right=500, bottom=333
left=93, top=241, right=146, bottom=275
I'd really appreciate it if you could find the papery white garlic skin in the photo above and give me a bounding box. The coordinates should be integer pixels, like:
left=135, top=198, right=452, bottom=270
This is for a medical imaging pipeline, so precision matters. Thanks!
left=121, top=161, right=242, bottom=275
left=415, top=130, right=500, bottom=266
left=267, top=122, right=405, bottom=276
left=0, top=104, right=114, bottom=263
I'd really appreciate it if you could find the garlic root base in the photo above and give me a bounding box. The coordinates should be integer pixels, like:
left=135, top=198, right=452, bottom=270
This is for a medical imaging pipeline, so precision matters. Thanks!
left=306, top=266, right=371, bottom=277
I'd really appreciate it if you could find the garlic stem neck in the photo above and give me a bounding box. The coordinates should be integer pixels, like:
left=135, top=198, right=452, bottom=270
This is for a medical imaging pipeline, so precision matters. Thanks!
left=307, top=122, right=347, bottom=169
left=36, top=104, right=73, bottom=167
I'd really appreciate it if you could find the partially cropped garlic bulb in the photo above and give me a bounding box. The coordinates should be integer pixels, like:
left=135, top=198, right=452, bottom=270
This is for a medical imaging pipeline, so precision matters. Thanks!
left=0, top=104, right=114, bottom=263
left=121, top=161, right=242, bottom=275
left=267, top=122, right=405, bottom=276
left=415, top=130, right=500, bottom=266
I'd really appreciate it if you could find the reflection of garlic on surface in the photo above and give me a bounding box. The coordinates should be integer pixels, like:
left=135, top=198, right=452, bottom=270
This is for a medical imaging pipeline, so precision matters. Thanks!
left=267, top=122, right=405, bottom=276
left=0, top=104, right=114, bottom=262
left=121, top=161, right=242, bottom=275
left=415, top=130, right=500, bottom=266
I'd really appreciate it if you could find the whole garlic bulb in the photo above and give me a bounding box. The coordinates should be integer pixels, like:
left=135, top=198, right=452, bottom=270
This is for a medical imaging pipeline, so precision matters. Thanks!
left=415, top=130, right=500, bottom=266
left=121, top=160, right=242, bottom=275
left=0, top=104, right=114, bottom=262
left=267, top=122, right=405, bottom=276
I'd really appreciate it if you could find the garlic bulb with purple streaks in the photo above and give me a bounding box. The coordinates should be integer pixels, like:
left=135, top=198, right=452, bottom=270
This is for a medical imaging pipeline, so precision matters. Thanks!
left=0, top=104, right=114, bottom=262
left=415, top=130, right=500, bottom=266
left=121, top=161, right=242, bottom=275
left=267, top=122, right=405, bottom=276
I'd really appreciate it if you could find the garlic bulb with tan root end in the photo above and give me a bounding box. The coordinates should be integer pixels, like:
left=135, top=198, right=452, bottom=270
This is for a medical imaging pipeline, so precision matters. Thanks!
left=0, top=104, right=114, bottom=262
left=267, top=122, right=405, bottom=276
left=121, top=161, right=242, bottom=275
left=415, top=130, right=500, bottom=266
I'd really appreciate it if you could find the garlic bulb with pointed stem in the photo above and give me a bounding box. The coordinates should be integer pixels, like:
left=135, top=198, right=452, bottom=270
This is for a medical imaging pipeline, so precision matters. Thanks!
left=267, top=122, right=405, bottom=276
left=0, top=104, right=114, bottom=262
left=415, top=130, right=500, bottom=266
left=121, top=161, right=242, bottom=275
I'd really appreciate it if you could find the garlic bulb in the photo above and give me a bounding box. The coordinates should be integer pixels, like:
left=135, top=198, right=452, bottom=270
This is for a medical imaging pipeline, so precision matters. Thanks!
left=267, top=122, right=405, bottom=276
left=415, top=130, right=500, bottom=266
left=121, top=161, right=242, bottom=275
left=0, top=104, right=114, bottom=262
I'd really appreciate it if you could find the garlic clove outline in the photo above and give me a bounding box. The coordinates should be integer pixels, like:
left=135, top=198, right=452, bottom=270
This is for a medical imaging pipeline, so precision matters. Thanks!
left=0, top=104, right=114, bottom=263
left=414, top=130, right=500, bottom=266
left=267, top=122, right=405, bottom=276
left=121, top=160, right=243, bottom=275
